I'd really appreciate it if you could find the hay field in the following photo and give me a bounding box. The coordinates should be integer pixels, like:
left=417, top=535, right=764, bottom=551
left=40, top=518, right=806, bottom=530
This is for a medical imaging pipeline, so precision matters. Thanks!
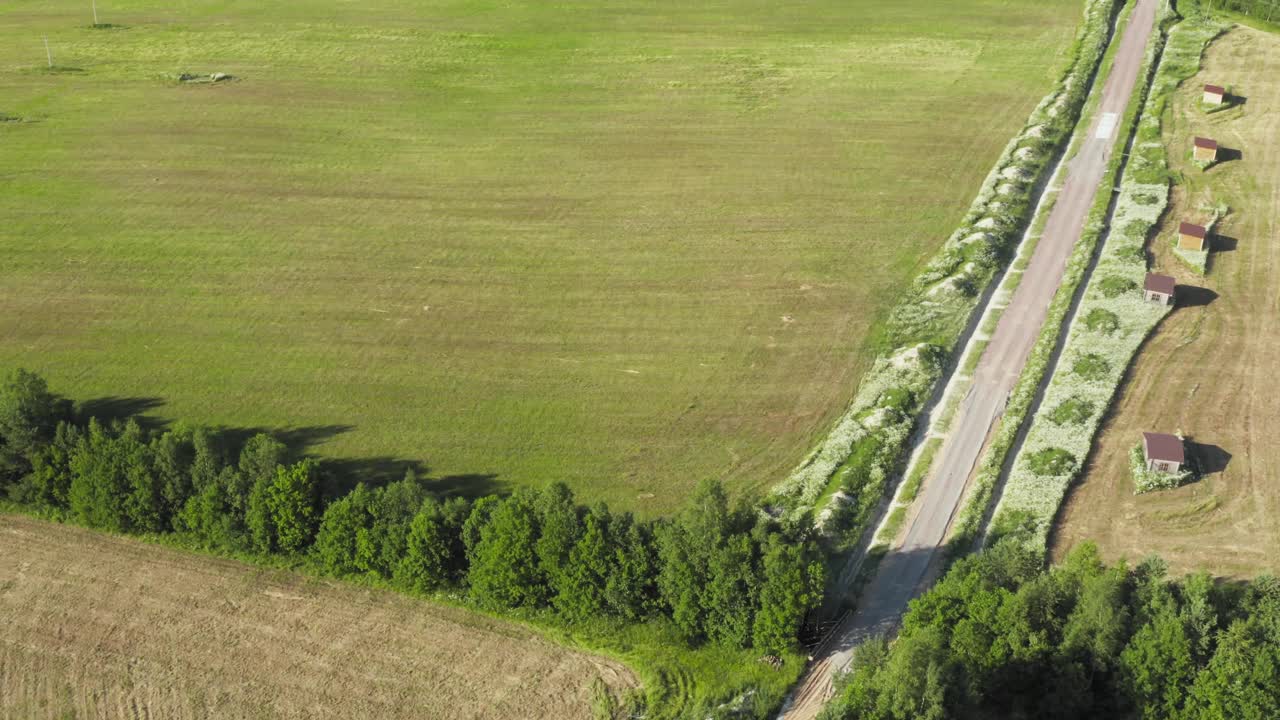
left=1052, top=26, right=1280, bottom=577
left=0, top=0, right=1082, bottom=512
left=0, top=514, right=637, bottom=719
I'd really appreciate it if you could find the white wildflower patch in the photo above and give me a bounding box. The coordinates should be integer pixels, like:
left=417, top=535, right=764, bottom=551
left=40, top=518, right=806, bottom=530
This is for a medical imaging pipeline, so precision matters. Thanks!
left=1001, top=165, right=1033, bottom=181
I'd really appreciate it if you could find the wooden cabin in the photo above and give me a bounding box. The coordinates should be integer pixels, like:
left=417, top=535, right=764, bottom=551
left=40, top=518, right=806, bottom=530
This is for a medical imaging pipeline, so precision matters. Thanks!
left=1193, top=136, right=1219, bottom=163
left=1179, top=222, right=1208, bottom=251
left=1203, top=84, right=1225, bottom=105
left=1142, top=432, right=1185, bottom=474
left=1144, top=273, right=1176, bottom=305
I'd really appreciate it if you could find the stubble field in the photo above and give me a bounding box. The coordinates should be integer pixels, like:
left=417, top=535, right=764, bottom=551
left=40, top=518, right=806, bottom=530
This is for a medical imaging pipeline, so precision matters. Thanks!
left=0, top=514, right=637, bottom=719
left=1052, top=25, right=1280, bottom=577
left=0, top=0, right=1082, bottom=513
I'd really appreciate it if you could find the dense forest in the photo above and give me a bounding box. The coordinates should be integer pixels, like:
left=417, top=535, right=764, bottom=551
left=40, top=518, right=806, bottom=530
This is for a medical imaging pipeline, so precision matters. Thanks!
left=0, top=368, right=824, bottom=656
left=820, top=539, right=1280, bottom=720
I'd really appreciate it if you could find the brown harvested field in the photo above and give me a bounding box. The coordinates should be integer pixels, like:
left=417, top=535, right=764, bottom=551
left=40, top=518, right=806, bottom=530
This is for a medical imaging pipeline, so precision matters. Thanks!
left=1051, top=26, right=1280, bottom=577
left=0, top=514, right=637, bottom=720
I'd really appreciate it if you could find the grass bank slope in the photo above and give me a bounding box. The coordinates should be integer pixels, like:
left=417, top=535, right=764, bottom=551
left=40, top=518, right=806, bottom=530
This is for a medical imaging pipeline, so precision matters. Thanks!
left=0, top=513, right=637, bottom=719
left=1052, top=25, right=1280, bottom=577
left=0, top=0, right=1080, bottom=513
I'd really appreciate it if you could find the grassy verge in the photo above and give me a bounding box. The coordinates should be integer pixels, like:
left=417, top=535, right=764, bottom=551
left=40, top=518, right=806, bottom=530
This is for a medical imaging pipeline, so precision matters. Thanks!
left=981, top=9, right=1229, bottom=550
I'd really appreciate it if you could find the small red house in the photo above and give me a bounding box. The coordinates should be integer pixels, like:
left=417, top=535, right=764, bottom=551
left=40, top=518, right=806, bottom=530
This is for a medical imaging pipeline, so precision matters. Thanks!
left=1193, top=136, right=1219, bottom=163
left=1144, top=273, right=1176, bottom=305
left=1179, top=221, right=1208, bottom=251
left=1142, top=432, right=1185, bottom=474
left=1203, top=84, right=1225, bottom=104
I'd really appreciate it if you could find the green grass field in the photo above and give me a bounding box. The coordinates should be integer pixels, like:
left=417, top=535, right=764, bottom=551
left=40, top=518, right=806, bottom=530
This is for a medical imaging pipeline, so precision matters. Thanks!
left=0, top=0, right=1083, bottom=514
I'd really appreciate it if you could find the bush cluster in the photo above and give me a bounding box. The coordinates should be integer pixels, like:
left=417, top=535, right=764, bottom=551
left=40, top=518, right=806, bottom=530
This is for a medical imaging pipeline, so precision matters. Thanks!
left=1130, top=443, right=1194, bottom=493
left=821, top=540, right=1280, bottom=720
left=0, top=368, right=824, bottom=658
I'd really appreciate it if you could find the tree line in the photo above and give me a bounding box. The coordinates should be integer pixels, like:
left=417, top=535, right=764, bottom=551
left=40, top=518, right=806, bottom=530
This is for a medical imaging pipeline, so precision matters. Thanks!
left=1192, top=0, right=1280, bottom=23
left=821, top=538, right=1280, bottom=720
left=0, top=368, right=824, bottom=656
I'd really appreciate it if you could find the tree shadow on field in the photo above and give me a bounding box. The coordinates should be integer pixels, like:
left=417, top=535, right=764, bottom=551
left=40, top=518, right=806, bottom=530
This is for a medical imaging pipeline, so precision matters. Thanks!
left=76, top=395, right=167, bottom=431
left=69, top=391, right=505, bottom=503
left=219, top=424, right=354, bottom=459
left=318, top=461, right=500, bottom=501
left=431, top=473, right=502, bottom=498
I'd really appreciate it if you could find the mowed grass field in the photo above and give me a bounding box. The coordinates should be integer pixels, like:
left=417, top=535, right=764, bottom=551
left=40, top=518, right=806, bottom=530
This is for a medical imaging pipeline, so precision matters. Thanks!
left=0, top=0, right=1083, bottom=513
left=0, top=514, right=637, bottom=719
left=1053, top=26, right=1280, bottom=577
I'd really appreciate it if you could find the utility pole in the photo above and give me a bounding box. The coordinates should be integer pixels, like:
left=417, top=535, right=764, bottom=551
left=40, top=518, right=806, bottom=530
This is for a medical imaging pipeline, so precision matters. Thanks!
left=92, top=0, right=100, bottom=25
left=44, top=37, right=52, bottom=68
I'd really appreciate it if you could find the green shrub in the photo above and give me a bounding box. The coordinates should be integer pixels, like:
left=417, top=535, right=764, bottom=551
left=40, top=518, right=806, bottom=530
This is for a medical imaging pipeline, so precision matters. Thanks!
left=1026, top=447, right=1077, bottom=477
left=1072, top=353, right=1110, bottom=380
left=1083, top=308, right=1121, bottom=334
left=1048, top=397, right=1094, bottom=425
left=1122, top=218, right=1150, bottom=238
left=876, top=387, right=913, bottom=413
left=1098, top=276, right=1136, bottom=298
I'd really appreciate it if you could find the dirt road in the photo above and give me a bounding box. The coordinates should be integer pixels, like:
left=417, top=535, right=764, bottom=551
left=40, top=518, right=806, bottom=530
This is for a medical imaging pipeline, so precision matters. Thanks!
left=1053, top=26, right=1280, bottom=578
left=778, top=1, right=1159, bottom=716
left=0, top=515, right=637, bottom=720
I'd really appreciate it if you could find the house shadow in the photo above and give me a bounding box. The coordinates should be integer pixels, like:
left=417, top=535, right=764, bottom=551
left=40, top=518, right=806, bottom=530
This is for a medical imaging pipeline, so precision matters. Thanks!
left=1176, top=285, right=1217, bottom=308
left=1223, top=92, right=1247, bottom=107
left=1215, top=147, right=1244, bottom=163
left=1212, top=234, right=1238, bottom=252
left=1189, top=441, right=1232, bottom=475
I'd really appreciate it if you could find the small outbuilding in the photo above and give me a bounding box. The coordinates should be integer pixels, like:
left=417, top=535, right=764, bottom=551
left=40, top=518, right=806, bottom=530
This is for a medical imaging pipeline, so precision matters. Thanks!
left=1179, top=221, right=1208, bottom=251
left=1193, top=136, right=1219, bottom=162
left=1142, top=432, right=1185, bottom=474
left=1203, top=84, right=1225, bottom=105
left=1144, top=273, right=1176, bottom=305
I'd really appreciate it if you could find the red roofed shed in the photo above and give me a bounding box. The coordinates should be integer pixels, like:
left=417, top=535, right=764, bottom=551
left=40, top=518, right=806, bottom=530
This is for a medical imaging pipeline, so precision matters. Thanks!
left=1179, top=221, right=1208, bottom=251
left=1144, top=273, right=1175, bottom=305
left=1203, top=84, right=1225, bottom=104
left=1193, top=136, right=1219, bottom=162
left=1143, top=432, right=1185, bottom=474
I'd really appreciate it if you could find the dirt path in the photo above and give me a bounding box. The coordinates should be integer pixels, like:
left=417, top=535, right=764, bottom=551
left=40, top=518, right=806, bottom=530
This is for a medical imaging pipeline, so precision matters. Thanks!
left=1052, top=26, right=1280, bottom=578
left=777, top=2, right=1160, bottom=717
left=0, top=515, right=637, bottom=720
